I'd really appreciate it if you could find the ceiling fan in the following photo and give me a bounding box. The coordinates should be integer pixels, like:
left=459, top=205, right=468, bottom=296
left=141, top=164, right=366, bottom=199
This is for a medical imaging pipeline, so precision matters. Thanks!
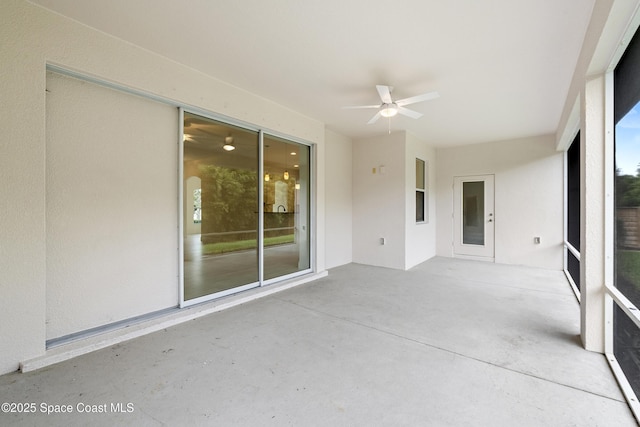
left=343, top=85, right=439, bottom=124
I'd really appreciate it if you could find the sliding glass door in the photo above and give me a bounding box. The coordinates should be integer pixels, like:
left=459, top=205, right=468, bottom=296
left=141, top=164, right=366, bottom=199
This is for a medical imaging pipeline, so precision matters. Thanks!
left=183, top=113, right=259, bottom=301
left=263, top=135, right=311, bottom=281
left=182, top=112, right=312, bottom=304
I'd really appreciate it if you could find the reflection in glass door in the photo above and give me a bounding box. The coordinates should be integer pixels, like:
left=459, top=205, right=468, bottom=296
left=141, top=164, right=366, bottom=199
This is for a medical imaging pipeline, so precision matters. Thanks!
left=182, top=112, right=259, bottom=301
left=263, top=135, right=311, bottom=281
left=181, top=112, right=313, bottom=304
left=462, top=181, right=485, bottom=245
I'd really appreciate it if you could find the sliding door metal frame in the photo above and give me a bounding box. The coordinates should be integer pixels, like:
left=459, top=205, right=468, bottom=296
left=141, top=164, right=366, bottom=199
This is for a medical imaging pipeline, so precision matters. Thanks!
left=258, top=130, right=265, bottom=285
left=178, top=108, right=185, bottom=307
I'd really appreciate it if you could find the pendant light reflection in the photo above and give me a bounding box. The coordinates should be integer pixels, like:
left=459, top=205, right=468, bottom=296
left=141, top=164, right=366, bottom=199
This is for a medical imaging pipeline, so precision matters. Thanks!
left=222, top=134, right=235, bottom=151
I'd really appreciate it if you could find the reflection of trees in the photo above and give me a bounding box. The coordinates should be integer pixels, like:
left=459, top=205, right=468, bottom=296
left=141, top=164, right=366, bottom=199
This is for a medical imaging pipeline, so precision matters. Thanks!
left=616, top=167, right=640, bottom=250
left=200, top=165, right=257, bottom=243
left=616, top=166, right=640, bottom=208
left=615, top=168, right=640, bottom=400
left=616, top=165, right=640, bottom=300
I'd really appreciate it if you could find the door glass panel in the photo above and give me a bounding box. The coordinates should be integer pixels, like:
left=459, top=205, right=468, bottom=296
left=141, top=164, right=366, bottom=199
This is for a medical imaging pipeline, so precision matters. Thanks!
left=263, top=135, right=311, bottom=280
left=183, top=113, right=259, bottom=300
left=462, top=181, right=485, bottom=245
left=416, top=191, right=425, bottom=222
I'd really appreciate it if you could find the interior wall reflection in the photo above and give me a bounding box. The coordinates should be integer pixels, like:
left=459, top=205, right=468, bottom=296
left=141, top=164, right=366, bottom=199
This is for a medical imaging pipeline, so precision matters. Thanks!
left=462, top=181, right=485, bottom=245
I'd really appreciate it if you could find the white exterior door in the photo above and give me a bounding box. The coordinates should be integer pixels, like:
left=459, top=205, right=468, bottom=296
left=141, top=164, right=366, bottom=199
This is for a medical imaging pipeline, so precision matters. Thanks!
left=453, top=175, right=495, bottom=259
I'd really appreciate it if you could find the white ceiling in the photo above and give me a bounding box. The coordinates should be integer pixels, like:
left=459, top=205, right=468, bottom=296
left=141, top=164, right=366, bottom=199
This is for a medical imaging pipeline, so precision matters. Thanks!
left=31, top=0, right=595, bottom=147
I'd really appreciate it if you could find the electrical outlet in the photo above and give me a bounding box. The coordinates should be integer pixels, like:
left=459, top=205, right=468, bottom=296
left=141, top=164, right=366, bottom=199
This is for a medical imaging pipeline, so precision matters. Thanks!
left=534, top=237, right=541, bottom=244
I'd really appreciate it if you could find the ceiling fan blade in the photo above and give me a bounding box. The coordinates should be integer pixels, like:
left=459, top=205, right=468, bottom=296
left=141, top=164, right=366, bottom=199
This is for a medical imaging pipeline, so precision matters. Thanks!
left=341, top=104, right=381, bottom=109
left=376, top=85, right=393, bottom=104
left=367, top=111, right=382, bottom=124
left=396, top=91, right=440, bottom=107
left=397, top=106, right=423, bottom=119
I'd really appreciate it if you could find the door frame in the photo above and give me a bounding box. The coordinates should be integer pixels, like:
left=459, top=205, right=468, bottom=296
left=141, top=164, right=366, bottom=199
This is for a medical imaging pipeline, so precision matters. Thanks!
left=453, top=175, right=495, bottom=260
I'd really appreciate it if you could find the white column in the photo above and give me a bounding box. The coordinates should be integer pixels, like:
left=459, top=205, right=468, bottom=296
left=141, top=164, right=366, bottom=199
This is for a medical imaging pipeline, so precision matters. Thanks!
left=580, top=74, right=607, bottom=352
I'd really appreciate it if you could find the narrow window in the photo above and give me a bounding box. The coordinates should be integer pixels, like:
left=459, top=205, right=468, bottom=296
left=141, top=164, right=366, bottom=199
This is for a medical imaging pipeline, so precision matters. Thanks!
left=193, top=188, right=202, bottom=223
left=566, top=132, right=580, bottom=293
left=416, top=158, right=427, bottom=223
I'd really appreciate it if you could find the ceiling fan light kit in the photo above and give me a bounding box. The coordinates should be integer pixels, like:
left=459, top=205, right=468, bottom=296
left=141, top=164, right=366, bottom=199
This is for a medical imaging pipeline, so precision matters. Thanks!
left=343, top=84, right=439, bottom=125
left=379, top=103, right=398, bottom=118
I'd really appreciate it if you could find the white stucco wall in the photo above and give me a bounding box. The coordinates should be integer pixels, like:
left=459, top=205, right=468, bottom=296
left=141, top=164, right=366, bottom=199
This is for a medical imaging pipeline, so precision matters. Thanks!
left=325, top=129, right=353, bottom=269
left=436, top=135, right=564, bottom=270
left=352, top=131, right=437, bottom=270
left=0, top=0, right=325, bottom=374
left=45, top=71, right=180, bottom=340
left=352, top=132, right=406, bottom=269
left=405, top=132, right=437, bottom=269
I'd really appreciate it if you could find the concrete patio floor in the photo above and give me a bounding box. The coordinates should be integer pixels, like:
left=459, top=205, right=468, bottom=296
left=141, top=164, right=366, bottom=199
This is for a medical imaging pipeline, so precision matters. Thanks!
left=0, top=257, right=636, bottom=426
